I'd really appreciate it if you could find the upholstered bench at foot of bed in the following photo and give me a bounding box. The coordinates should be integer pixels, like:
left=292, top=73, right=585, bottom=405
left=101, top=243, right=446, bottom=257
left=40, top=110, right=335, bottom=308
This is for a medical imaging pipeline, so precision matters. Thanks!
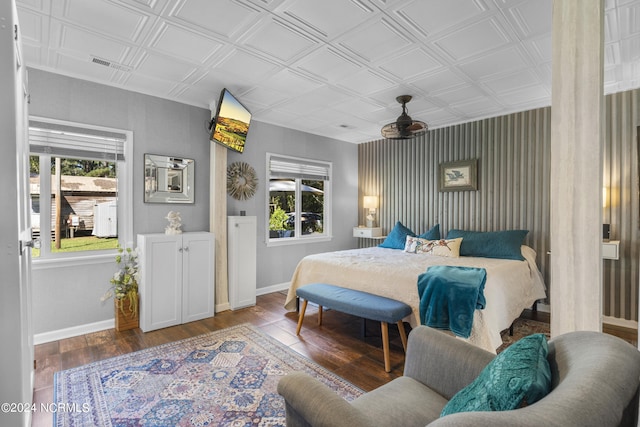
left=295, top=283, right=412, bottom=372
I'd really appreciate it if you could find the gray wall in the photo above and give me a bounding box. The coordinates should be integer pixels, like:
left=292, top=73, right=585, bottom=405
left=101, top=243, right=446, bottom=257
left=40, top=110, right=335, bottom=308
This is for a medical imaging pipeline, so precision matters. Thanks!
left=27, top=69, right=358, bottom=335
left=28, top=68, right=211, bottom=334
left=28, top=68, right=212, bottom=234
left=226, top=120, right=359, bottom=290
left=359, top=88, right=640, bottom=322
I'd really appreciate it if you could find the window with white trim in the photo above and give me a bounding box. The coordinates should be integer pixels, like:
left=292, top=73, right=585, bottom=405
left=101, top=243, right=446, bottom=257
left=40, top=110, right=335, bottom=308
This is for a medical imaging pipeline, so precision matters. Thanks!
left=29, top=119, right=129, bottom=258
left=267, top=153, right=331, bottom=244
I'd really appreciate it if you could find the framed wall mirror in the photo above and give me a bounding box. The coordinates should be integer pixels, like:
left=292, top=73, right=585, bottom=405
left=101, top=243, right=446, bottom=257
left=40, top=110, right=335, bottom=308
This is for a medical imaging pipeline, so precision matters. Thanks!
left=144, top=154, right=195, bottom=203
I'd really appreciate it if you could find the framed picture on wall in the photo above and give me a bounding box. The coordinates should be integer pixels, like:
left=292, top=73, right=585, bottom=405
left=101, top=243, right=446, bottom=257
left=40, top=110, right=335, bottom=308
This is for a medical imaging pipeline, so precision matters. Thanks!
left=439, top=159, right=478, bottom=192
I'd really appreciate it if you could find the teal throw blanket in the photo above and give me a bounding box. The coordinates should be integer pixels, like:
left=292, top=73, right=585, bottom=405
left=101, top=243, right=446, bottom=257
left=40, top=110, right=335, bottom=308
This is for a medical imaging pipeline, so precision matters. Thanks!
left=417, top=265, right=487, bottom=338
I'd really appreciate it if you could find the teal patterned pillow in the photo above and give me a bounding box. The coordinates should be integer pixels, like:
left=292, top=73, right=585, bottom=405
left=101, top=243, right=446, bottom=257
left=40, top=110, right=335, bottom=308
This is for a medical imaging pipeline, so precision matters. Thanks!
left=379, top=222, right=416, bottom=249
left=441, top=333, right=551, bottom=416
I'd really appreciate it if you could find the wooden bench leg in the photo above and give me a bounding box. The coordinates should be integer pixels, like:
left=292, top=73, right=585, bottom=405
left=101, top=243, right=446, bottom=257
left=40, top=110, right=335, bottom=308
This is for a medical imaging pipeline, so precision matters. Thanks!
left=381, top=321, right=391, bottom=373
left=296, top=300, right=308, bottom=335
left=318, top=305, right=323, bottom=325
left=397, top=321, right=408, bottom=353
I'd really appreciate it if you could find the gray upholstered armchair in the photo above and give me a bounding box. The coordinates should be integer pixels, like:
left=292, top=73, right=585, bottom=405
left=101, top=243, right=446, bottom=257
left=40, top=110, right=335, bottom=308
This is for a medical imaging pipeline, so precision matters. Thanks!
left=278, top=326, right=640, bottom=427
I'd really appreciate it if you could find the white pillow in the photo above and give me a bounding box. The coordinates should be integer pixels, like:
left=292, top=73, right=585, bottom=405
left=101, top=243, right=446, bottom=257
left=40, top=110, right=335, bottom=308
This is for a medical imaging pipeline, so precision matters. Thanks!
left=404, top=237, right=463, bottom=258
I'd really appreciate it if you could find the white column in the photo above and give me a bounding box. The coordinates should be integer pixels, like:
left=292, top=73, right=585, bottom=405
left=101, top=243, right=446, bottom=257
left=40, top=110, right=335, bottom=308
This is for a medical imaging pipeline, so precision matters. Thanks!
left=550, top=0, right=604, bottom=336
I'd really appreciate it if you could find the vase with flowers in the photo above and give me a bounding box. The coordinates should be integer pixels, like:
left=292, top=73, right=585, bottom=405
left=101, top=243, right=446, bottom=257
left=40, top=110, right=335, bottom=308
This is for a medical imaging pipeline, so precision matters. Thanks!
left=101, top=245, right=140, bottom=331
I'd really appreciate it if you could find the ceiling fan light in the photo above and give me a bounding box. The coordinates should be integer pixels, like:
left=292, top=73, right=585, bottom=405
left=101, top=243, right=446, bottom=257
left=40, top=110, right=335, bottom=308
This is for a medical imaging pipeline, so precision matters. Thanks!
left=381, top=95, right=428, bottom=139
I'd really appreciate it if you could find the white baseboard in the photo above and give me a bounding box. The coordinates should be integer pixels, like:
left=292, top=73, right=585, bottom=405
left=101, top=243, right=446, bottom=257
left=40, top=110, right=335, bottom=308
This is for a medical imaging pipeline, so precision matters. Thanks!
left=216, top=302, right=231, bottom=313
left=34, top=285, right=291, bottom=344
left=256, top=282, right=290, bottom=296
left=603, top=315, right=638, bottom=330
left=215, top=283, right=289, bottom=313
left=34, top=319, right=114, bottom=345
left=531, top=302, right=637, bottom=330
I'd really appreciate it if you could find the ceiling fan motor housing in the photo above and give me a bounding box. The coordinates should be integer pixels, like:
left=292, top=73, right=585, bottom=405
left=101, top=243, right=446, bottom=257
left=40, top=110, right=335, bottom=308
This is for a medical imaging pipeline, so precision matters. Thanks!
left=381, top=95, right=427, bottom=139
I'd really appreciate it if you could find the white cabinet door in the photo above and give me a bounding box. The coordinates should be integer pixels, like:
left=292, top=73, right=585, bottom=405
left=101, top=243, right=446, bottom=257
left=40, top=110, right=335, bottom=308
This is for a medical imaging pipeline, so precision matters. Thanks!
left=228, top=216, right=256, bottom=310
left=182, top=232, right=215, bottom=323
left=138, top=234, right=183, bottom=332
left=138, top=232, right=215, bottom=332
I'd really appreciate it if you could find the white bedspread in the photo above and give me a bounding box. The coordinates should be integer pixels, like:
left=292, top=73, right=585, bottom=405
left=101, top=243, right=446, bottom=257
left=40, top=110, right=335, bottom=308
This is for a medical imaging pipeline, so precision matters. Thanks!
left=285, top=246, right=547, bottom=353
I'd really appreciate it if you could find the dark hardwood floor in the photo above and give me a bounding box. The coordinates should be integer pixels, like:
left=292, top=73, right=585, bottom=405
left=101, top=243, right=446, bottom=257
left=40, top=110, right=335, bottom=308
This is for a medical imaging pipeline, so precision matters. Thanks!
left=32, top=292, right=408, bottom=427
left=32, top=291, right=636, bottom=426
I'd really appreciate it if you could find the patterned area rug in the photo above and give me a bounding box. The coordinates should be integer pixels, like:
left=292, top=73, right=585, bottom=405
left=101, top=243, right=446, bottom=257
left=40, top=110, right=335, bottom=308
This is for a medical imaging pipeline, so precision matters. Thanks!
left=54, top=324, right=362, bottom=426
left=497, top=318, right=550, bottom=353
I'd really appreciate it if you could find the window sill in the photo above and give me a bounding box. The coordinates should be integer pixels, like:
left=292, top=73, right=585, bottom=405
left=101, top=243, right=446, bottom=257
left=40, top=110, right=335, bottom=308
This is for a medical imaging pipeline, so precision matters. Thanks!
left=266, top=235, right=332, bottom=247
left=31, top=250, right=117, bottom=270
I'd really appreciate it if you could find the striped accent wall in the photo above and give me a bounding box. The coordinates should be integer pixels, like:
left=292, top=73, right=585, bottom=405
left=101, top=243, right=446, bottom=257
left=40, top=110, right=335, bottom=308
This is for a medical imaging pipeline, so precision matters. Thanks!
left=358, top=88, right=639, bottom=321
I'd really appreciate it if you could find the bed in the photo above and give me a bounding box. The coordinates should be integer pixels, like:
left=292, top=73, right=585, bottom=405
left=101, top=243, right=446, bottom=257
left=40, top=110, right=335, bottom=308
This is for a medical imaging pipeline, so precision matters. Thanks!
left=285, top=244, right=547, bottom=353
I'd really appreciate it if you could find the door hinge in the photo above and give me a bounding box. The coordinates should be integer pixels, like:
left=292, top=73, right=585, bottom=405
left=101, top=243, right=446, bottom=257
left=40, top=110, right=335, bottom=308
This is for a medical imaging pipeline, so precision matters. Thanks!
left=14, top=24, right=18, bottom=41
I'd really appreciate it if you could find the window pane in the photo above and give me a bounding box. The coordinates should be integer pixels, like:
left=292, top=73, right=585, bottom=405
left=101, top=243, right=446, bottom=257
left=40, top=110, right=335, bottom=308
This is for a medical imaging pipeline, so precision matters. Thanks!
left=36, top=156, right=119, bottom=255
left=29, top=155, right=40, bottom=257
left=269, top=179, right=295, bottom=239
left=267, top=153, right=331, bottom=243
left=301, top=179, right=324, bottom=235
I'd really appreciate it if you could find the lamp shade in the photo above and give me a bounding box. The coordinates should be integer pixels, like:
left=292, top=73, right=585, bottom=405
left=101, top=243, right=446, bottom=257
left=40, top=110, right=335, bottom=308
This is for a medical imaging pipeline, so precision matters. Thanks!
left=363, top=196, right=379, bottom=209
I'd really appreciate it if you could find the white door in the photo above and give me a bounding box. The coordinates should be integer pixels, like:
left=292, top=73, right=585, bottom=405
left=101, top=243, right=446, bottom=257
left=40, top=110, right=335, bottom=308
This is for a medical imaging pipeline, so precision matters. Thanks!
left=0, top=3, right=34, bottom=426
left=16, top=37, right=34, bottom=421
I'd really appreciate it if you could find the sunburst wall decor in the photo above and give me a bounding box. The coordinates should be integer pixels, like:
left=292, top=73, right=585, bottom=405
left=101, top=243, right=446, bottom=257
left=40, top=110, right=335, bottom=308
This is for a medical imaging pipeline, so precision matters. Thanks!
left=227, top=161, right=258, bottom=201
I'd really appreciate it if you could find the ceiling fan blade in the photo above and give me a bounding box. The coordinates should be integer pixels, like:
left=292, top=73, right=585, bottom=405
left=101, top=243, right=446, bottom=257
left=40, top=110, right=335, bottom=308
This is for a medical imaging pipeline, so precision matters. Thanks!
left=406, top=122, right=423, bottom=131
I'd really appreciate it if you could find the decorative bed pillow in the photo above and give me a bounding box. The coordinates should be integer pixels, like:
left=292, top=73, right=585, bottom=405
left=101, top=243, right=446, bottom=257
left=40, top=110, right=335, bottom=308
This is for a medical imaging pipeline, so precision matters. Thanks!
left=380, top=222, right=441, bottom=250
left=379, top=222, right=417, bottom=249
left=404, top=237, right=462, bottom=258
left=445, top=229, right=528, bottom=261
left=441, top=333, right=551, bottom=416
left=418, top=224, right=440, bottom=240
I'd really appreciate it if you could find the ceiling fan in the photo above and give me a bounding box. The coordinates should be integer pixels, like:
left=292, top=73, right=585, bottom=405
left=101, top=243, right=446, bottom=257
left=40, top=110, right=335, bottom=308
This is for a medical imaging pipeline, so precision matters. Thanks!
left=381, top=95, right=428, bottom=139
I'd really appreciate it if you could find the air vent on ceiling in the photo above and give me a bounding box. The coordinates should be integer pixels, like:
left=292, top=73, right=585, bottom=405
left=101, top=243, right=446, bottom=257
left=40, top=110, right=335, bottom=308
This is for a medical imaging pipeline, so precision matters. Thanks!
left=90, top=55, right=133, bottom=72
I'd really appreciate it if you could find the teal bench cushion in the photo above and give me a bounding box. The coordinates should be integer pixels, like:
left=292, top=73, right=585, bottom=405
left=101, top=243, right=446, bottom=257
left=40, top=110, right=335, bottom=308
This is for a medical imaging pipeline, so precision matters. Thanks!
left=296, top=283, right=412, bottom=324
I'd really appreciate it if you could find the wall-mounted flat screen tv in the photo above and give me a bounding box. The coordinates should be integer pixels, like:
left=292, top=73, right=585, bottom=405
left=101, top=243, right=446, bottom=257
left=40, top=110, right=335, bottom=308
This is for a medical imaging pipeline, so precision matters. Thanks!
left=209, top=88, right=252, bottom=153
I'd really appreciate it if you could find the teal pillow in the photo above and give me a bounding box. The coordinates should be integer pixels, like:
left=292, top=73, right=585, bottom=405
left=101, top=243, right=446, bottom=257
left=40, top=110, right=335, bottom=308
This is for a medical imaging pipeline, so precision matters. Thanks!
left=379, top=221, right=416, bottom=249
left=418, top=224, right=440, bottom=240
left=441, top=333, right=551, bottom=416
left=445, top=229, right=528, bottom=260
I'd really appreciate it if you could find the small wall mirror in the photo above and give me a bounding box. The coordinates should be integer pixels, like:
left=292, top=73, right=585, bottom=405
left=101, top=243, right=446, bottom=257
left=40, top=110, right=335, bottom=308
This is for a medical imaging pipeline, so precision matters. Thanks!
left=144, top=154, right=195, bottom=203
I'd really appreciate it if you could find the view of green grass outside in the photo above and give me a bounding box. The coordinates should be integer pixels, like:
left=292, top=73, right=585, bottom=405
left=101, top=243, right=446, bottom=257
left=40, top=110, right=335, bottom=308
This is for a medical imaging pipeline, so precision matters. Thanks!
left=31, top=236, right=118, bottom=257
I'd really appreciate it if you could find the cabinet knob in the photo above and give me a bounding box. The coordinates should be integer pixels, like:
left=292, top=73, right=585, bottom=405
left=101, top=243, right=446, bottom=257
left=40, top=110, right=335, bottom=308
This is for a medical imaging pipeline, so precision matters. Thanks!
left=178, top=247, right=183, bottom=252
left=184, top=246, right=189, bottom=252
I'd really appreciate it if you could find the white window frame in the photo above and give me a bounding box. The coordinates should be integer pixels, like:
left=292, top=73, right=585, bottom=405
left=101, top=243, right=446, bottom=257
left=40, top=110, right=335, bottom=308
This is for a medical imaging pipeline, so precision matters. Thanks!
left=29, top=116, right=133, bottom=268
left=266, top=152, right=332, bottom=246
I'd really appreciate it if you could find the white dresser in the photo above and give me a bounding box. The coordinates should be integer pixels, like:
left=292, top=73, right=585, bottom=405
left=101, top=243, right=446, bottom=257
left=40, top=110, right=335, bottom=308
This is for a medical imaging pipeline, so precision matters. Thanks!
left=137, top=232, right=215, bottom=332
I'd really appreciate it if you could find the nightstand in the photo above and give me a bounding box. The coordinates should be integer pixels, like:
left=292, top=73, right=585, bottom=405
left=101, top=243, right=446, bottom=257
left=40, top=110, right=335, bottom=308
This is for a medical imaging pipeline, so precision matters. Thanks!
left=353, top=226, right=383, bottom=239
